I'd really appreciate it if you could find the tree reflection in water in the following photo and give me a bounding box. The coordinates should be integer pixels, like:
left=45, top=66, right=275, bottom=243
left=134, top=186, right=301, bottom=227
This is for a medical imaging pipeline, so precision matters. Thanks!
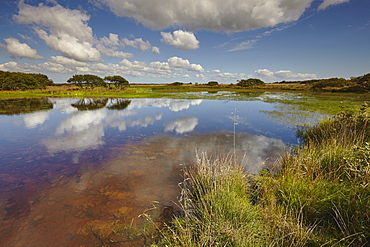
left=0, top=98, right=53, bottom=115
left=71, top=98, right=109, bottom=111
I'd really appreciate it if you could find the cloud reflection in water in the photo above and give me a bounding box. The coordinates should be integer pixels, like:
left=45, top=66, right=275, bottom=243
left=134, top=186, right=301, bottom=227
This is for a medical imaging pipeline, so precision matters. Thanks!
left=23, top=111, right=50, bottom=129
left=165, top=117, right=198, bottom=134
left=43, top=98, right=203, bottom=153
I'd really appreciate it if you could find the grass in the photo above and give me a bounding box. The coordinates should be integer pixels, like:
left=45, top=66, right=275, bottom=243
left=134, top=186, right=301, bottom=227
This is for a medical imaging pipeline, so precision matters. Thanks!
left=154, top=153, right=267, bottom=246
left=153, top=102, right=370, bottom=246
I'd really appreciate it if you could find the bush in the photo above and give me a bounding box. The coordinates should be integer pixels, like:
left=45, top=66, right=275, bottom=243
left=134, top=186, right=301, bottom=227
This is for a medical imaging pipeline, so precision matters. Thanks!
left=236, top=78, right=264, bottom=87
left=312, top=78, right=354, bottom=89
left=170, top=82, right=183, bottom=86
left=0, top=70, right=53, bottom=90
left=207, top=81, right=219, bottom=86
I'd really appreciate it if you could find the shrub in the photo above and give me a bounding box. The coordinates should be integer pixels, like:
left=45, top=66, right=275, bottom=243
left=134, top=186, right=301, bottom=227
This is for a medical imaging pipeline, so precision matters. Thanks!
left=207, top=81, right=219, bottom=86
left=236, top=78, right=264, bottom=87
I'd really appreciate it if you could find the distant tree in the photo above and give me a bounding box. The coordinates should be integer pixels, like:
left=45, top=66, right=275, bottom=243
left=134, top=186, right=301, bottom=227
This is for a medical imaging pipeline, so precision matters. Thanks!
left=67, top=74, right=105, bottom=89
left=207, top=81, right=219, bottom=86
left=104, top=75, right=129, bottom=89
left=237, top=78, right=264, bottom=87
left=67, top=74, right=84, bottom=88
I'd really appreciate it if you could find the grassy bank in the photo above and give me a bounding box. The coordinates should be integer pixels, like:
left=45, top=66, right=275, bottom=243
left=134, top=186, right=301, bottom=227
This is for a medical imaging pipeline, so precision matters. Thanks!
left=155, top=103, right=370, bottom=246
left=0, top=83, right=306, bottom=99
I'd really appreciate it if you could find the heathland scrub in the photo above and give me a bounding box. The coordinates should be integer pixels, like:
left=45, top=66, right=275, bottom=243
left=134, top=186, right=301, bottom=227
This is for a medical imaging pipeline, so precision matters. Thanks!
left=153, top=103, right=370, bottom=246
left=1, top=85, right=369, bottom=116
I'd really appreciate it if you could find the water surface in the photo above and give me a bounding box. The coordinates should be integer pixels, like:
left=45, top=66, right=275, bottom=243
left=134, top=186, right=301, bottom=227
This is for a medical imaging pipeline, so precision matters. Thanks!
left=0, top=96, right=320, bottom=246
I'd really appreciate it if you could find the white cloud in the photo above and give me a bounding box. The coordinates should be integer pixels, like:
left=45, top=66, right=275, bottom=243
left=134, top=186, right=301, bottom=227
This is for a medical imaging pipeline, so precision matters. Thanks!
left=318, top=0, right=350, bottom=10
left=188, top=64, right=204, bottom=73
left=255, top=69, right=317, bottom=81
left=121, top=37, right=160, bottom=53
left=49, top=56, right=89, bottom=67
left=99, top=0, right=318, bottom=32
left=14, top=2, right=101, bottom=62
left=100, top=33, right=120, bottom=47
left=167, top=56, right=190, bottom=68
left=165, top=117, right=198, bottom=134
left=161, top=30, right=199, bottom=50
left=167, top=56, right=204, bottom=73
left=0, top=61, right=40, bottom=72
left=210, top=70, right=247, bottom=82
left=151, top=46, right=160, bottom=54
left=3, top=38, right=44, bottom=59
left=96, top=43, right=134, bottom=58
left=228, top=39, right=258, bottom=52
left=35, top=28, right=101, bottom=62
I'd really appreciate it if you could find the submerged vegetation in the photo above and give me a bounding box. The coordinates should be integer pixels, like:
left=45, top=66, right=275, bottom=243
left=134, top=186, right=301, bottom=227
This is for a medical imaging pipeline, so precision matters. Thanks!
left=152, top=103, right=370, bottom=246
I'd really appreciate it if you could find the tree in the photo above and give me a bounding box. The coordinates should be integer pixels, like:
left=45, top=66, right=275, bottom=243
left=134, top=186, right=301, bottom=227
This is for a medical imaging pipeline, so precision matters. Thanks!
left=67, top=74, right=85, bottom=88
left=104, top=75, right=129, bottom=89
left=237, top=78, right=264, bottom=87
left=67, top=74, right=105, bottom=88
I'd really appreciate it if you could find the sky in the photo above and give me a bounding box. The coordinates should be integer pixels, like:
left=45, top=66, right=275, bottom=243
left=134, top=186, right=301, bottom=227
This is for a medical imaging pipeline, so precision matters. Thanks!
left=0, top=0, right=369, bottom=83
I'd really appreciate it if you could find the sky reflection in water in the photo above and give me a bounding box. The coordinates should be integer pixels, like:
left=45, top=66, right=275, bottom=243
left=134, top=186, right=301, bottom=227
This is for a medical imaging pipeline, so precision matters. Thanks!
left=0, top=97, right=305, bottom=246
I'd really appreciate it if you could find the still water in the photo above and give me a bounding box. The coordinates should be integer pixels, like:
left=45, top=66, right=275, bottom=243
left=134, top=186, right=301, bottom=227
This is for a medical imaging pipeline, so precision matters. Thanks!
left=0, top=96, right=319, bottom=246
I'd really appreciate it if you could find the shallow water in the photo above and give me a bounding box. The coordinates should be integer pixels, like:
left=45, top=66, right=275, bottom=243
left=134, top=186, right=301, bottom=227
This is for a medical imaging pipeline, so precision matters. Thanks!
left=0, top=96, right=316, bottom=246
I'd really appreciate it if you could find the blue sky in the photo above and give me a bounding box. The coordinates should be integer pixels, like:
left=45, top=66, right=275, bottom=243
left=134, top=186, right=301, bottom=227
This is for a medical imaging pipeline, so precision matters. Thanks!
left=0, top=0, right=369, bottom=83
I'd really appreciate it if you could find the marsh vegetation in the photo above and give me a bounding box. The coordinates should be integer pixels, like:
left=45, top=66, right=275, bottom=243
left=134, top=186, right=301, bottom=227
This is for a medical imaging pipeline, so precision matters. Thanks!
left=151, top=103, right=370, bottom=246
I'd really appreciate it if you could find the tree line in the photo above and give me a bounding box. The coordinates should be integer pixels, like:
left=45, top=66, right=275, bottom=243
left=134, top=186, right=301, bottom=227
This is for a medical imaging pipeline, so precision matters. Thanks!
left=276, top=73, right=370, bottom=91
left=0, top=71, right=129, bottom=91
left=0, top=70, right=53, bottom=90
left=67, top=74, right=129, bottom=89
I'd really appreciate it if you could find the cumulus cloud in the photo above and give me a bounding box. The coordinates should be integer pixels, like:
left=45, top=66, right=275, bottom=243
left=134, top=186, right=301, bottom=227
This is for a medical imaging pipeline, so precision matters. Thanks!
left=161, top=30, right=200, bottom=50
left=49, top=56, right=89, bottom=67
left=96, top=34, right=159, bottom=56
left=151, top=46, right=160, bottom=54
left=14, top=1, right=101, bottom=62
left=255, top=69, right=317, bottom=81
left=122, top=37, right=159, bottom=53
left=210, top=70, right=247, bottom=82
left=318, top=0, right=350, bottom=10
left=99, top=0, right=317, bottom=32
left=167, top=56, right=190, bottom=68
left=188, top=64, right=204, bottom=73
left=167, top=56, right=204, bottom=73
left=0, top=55, right=202, bottom=82
left=2, top=38, right=44, bottom=59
